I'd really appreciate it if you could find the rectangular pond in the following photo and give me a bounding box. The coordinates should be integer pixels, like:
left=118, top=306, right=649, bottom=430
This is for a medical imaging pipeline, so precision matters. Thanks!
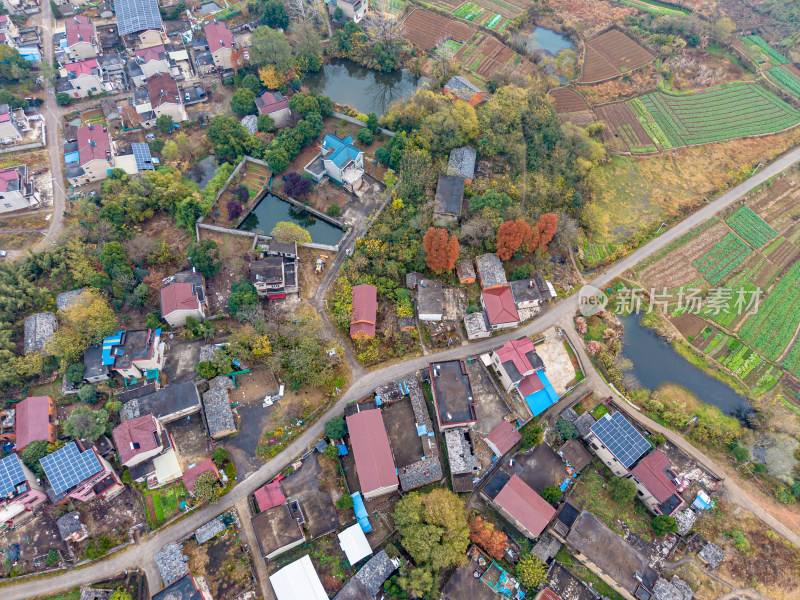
left=237, top=193, right=345, bottom=246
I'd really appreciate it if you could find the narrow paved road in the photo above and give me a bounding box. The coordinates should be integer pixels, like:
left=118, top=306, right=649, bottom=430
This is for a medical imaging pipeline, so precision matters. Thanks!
left=9, top=143, right=800, bottom=599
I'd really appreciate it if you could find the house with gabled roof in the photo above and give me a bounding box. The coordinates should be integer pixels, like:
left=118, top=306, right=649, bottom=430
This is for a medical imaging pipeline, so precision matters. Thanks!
left=13, top=395, right=57, bottom=450
left=112, top=414, right=163, bottom=467
left=0, top=453, right=46, bottom=526
left=65, top=124, right=114, bottom=186
left=144, top=72, right=187, bottom=124
left=160, top=270, right=206, bottom=327
left=350, top=284, right=377, bottom=339
left=491, top=474, right=555, bottom=539
left=490, top=337, right=544, bottom=392
left=23, top=311, right=56, bottom=354
left=433, top=175, right=465, bottom=226
left=629, top=450, right=685, bottom=516
left=129, top=44, right=171, bottom=85
left=444, top=75, right=483, bottom=106
left=447, top=146, right=477, bottom=185
left=484, top=420, right=522, bottom=457
left=205, top=21, right=237, bottom=71
left=481, top=286, right=520, bottom=329
left=256, top=90, right=291, bottom=128
left=59, top=58, right=104, bottom=98
left=62, top=16, right=100, bottom=61
left=270, top=555, right=329, bottom=600
left=326, top=0, right=368, bottom=22
left=346, top=408, right=398, bottom=499
left=182, top=458, right=219, bottom=495
left=40, top=440, right=122, bottom=504
left=305, top=133, right=365, bottom=193
left=0, top=104, right=24, bottom=141
left=476, top=253, right=507, bottom=289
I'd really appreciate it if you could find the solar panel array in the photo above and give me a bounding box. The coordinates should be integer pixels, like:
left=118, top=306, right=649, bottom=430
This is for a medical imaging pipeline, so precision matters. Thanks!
left=114, top=0, right=163, bottom=36
left=131, top=143, right=154, bottom=170
left=589, top=412, right=650, bottom=468
left=0, top=454, right=25, bottom=497
left=40, top=441, right=102, bottom=495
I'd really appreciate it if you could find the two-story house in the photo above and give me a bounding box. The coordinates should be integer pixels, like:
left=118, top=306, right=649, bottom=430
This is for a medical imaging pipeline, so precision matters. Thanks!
left=0, top=165, right=40, bottom=213
left=134, top=72, right=186, bottom=127
left=59, top=58, right=105, bottom=98
left=101, top=328, right=166, bottom=380
left=160, top=270, right=207, bottom=327
left=326, top=0, right=368, bottom=22
left=490, top=338, right=544, bottom=393
left=114, top=0, right=165, bottom=48
left=127, top=44, right=171, bottom=87
left=65, top=124, right=114, bottom=186
left=248, top=242, right=299, bottom=300
left=255, top=91, right=291, bottom=128
left=0, top=104, right=25, bottom=141
left=112, top=414, right=164, bottom=467
left=0, top=453, right=47, bottom=526
left=40, top=440, right=122, bottom=504
left=62, top=16, right=100, bottom=61
left=304, top=134, right=364, bottom=193
left=205, top=21, right=237, bottom=71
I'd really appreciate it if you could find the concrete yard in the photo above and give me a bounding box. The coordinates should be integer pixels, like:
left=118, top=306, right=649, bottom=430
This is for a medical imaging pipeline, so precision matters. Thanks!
left=169, top=413, right=211, bottom=470
left=280, top=456, right=339, bottom=539
left=536, top=330, right=577, bottom=397
left=442, top=560, right=499, bottom=600
left=164, top=339, right=204, bottom=384
left=382, top=400, right=424, bottom=469
left=465, top=360, right=511, bottom=436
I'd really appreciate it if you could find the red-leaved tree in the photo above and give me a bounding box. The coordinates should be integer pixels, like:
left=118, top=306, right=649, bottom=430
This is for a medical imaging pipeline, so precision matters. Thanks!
left=469, top=515, right=509, bottom=560
left=423, top=227, right=460, bottom=273
left=496, top=219, right=531, bottom=260
left=537, top=213, right=558, bottom=253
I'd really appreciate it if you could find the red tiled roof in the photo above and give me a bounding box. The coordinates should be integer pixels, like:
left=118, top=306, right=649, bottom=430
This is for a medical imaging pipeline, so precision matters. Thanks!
left=254, top=481, right=286, bottom=512
left=182, top=458, right=219, bottom=493
left=631, top=450, right=677, bottom=503
left=539, top=589, right=563, bottom=600
left=495, top=338, right=535, bottom=377
left=66, top=16, right=95, bottom=47
left=135, top=44, right=166, bottom=64
left=350, top=284, right=377, bottom=337
left=0, top=168, right=20, bottom=193
left=205, top=21, right=233, bottom=55
left=482, top=286, right=519, bottom=325
left=494, top=474, right=555, bottom=538
left=160, top=282, right=199, bottom=316
left=112, top=414, right=160, bottom=465
left=256, top=91, right=289, bottom=115
left=346, top=409, right=398, bottom=496
left=485, top=421, right=522, bottom=456
left=15, top=396, right=54, bottom=449
left=77, top=124, right=111, bottom=166
left=66, top=58, right=99, bottom=77
left=518, top=372, right=544, bottom=397
left=147, top=72, right=179, bottom=109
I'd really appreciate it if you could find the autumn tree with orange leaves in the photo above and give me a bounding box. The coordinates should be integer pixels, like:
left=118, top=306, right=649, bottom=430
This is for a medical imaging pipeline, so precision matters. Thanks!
left=537, top=213, right=558, bottom=252
left=469, top=515, right=509, bottom=560
left=496, top=219, right=531, bottom=260
left=423, top=227, right=460, bottom=273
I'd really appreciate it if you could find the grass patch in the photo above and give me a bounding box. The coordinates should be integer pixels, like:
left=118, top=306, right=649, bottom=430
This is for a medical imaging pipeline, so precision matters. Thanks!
left=591, top=404, right=610, bottom=419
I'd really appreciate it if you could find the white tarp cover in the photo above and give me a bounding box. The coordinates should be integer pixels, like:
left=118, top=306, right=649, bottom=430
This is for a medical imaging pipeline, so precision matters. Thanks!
left=269, top=555, right=327, bottom=600
left=338, top=523, right=373, bottom=565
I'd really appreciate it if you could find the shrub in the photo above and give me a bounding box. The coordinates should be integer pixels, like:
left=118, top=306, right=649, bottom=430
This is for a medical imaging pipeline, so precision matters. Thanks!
left=325, top=416, right=347, bottom=440
left=608, top=477, right=636, bottom=504
left=212, top=448, right=229, bottom=463
left=284, top=171, right=311, bottom=196
left=145, top=312, right=162, bottom=329
left=541, top=485, right=562, bottom=505
left=66, top=362, right=86, bottom=384
left=336, top=495, right=354, bottom=509
left=555, top=418, right=579, bottom=439
left=323, top=443, right=339, bottom=460
left=196, top=361, right=219, bottom=379
left=45, top=550, right=60, bottom=566
left=728, top=529, right=749, bottom=552
left=356, top=128, right=374, bottom=145
left=375, top=146, right=390, bottom=165
left=521, top=421, right=543, bottom=449
left=731, top=443, right=750, bottom=462
left=257, top=113, right=274, bottom=132
left=227, top=198, right=243, bottom=220
left=326, top=204, right=341, bottom=217
left=77, top=385, right=98, bottom=403
left=652, top=515, right=678, bottom=536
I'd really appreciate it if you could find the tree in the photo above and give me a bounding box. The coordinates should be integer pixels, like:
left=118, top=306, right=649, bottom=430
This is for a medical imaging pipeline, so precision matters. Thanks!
left=731, top=443, right=750, bottom=462
left=207, top=116, right=249, bottom=163
left=100, top=241, right=132, bottom=279
left=521, top=421, right=543, bottom=449
left=327, top=204, right=341, bottom=217
left=161, top=140, right=178, bottom=163
left=394, top=488, right=469, bottom=572
left=270, top=221, right=312, bottom=244
left=63, top=406, right=109, bottom=442
left=324, top=444, right=339, bottom=461
left=228, top=279, right=259, bottom=319
left=333, top=6, right=343, bottom=19
left=66, top=363, right=86, bottom=384
left=266, top=148, right=290, bottom=174
left=133, top=283, right=150, bottom=306
left=196, top=361, right=219, bottom=379
left=336, top=494, right=354, bottom=509
left=77, top=385, right=98, bottom=403
left=325, top=416, right=347, bottom=440
left=231, top=88, right=257, bottom=116
left=146, top=312, right=162, bottom=329
left=356, top=128, right=374, bottom=145
left=469, top=515, right=508, bottom=560
left=710, top=17, right=736, bottom=42
left=48, top=291, right=118, bottom=367
left=423, top=227, right=459, bottom=273
left=259, top=65, right=284, bottom=89
left=608, top=477, right=637, bottom=504
left=188, top=239, right=222, bottom=278
left=56, top=92, right=74, bottom=106
left=193, top=471, right=221, bottom=503
left=516, top=555, right=547, bottom=588
left=21, top=440, right=50, bottom=479
left=241, top=73, right=262, bottom=95
left=537, top=214, right=558, bottom=253
left=496, top=219, right=531, bottom=260
left=652, top=515, right=678, bottom=537
left=541, top=485, right=563, bottom=505
left=375, top=146, right=390, bottom=165
left=555, top=418, right=579, bottom=439
left=45, top=550, right=60, bottom=566
left=260, top=0, right=289, bottom=28
left=284, top=172, right=311, bottom=196
left=156, top=114, right=174, bottom=134
left=366, top=112, right=379, bottom=134
left=257, top=113, right=274, bottom=132
left=227, top=198, right=243, bottom=220
left=249, top=26, right=293, bottom=72
left=0, top=46, right=31, bottom=83
left=212, top=448, right=229, bottom=463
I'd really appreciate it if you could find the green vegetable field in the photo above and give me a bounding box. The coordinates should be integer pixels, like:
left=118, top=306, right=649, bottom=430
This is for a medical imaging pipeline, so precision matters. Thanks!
left=692, top=232, right=751, bottom=285
left=766, top=65, right=800, bottom=100
left=725, top=206, right=777, bottom=248
left=635, top=84, right=800, bottom=147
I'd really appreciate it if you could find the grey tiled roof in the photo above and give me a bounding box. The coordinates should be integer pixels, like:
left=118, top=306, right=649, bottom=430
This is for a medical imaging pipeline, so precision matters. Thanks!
left=698, top=542, right=724, bottom=569
left=476, top=253, right=507, bottom=288
left=447, top=146, right=477, bottom=180
left=56, top=288, right=89, bottom=311
left=56, top=511, right=84, bottom=540
left=194, top=516, right=225, bottom=544
left=23, top=312, right=57, bottom=354
left=573, top=412, right=596, bottom=437
left=354, top=550, right=398, bottom=595
left=155, top=542, right=188, bottom=586
left=203, top=383, right=235, bottom=438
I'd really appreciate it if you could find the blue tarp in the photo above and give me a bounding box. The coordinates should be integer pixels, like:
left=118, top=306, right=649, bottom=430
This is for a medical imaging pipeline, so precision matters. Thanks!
left=351, top=492, right=372, bottom=532
left=17, top=47, right=39, bottom=62
left=337, top=444, right=348, bottom=456
left=524, top=371, right=560, bottom=417
left=416, top=425, right=427, bottom=437
left=65, top=151, right=80, bottom=163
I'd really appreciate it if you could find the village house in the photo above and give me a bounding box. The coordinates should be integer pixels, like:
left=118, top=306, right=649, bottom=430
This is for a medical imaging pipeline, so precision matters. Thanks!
left=481, top=286, right=520, bottom=329
left=204, top=21, right=237, bottom=71
left=270, top=555, right=328, bottom=600
left=489, top=337, right=553, bottom=411
left=127, top=44, right=171, bottom=86
left=416, top=278, right=444, bottom=321
left=476, top=253, right=507, bottom=289
left=490, top=474, right=556, bottom=539
left=56, top=510, right=89, bottom=543
left=333, top=550, right=400, bottom=600
left=182, top=458, right=219, bottom=496
left=0, top=453, right=47, bottom=526
left=65, top=124, right=114, bottom=187
left=433, top=174, right=465, bottom=226
left=249, top=242, right=299, bottom=299
left=113, top=0, right=165, bottom=48
left=456, top=259, right=476, bottom=284
left=0, top=104, right=26, bottom=141
left=444, top=75, right=484, bottom=106
left=10, top=395, right=57, bottom=450
left=447, top=146, right=477, bottom=185
left=152, top=573, right=205, bottom=600
left=58, top=58, right=105, bottom=99
left=585, top=412, right=652, bottom=477
left=430, top=360, right=477, bottom=430
left=119, top=381, right=201, bottom=424
left=0, top=14, right=19, bottom=46
left=0, top=165, right=39, bottom=213
left=40, top=440, right=123, bottom=504
left=83, top=345, right=110, bottom=383
left=464, top=311, right=490, bottom=340
left=346, top=407, right=399, bottom=498
left=139, top=72, right=187, bottom=125
left=23, top=311, right=57, bottom=354
left=160, top=270, right=207, bottom=327
left=251, top=503, right=306, bottom=559
left=111, top=414, right=164, bottom=468
left=305, top=134, right=365, bottom=194
left=325, top=0, right=368, bottom=22
left=61, top=16, right=100, bottom=61
left=629, top=450, right=685, bottom=516
left=203, top=376, right=236, bottom=439
left=256, top=91, right=291, bottom=128
left=484, top=420, right=522, bottom=457
left=101, top=328, right=166, bottom=380
left=350, top=284, right=377, bottom=339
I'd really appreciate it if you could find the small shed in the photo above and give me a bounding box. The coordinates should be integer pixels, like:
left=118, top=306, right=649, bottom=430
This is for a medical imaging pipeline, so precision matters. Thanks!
left=338, top=523, right=373, bottom=565
left=456, top=259, right=476, bottom=284
left=447, top=146, right=477, bottom=184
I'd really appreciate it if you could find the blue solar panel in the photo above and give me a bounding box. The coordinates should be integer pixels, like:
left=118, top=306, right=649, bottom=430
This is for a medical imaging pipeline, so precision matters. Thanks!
left=589, top=412, right=650, bottom=469
left=0, top=454, right=26, bottom=497
left=114, top=0, right=163, bottom=37
left=40, top=441, right=102, bottom=495
left=131, top=143, right=154, bottom=171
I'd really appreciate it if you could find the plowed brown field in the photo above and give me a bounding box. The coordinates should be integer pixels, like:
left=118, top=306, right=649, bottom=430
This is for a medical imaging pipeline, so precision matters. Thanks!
left=595, top=101, right=656, bottom=152
left=549, top=88, right=589, bottom=113
left=401, top=9, right=476, bottom=51
left=581, top=30, right=654, bottom=83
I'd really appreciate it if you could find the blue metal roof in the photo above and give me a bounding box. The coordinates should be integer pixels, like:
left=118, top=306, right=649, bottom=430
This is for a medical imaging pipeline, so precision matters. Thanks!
left=322, top=134, right=362, bottom=169
left=102, top=331, right=124, bottom=366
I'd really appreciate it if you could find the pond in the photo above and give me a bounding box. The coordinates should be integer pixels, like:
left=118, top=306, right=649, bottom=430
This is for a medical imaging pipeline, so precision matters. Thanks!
left=238, top=193, right=344, bottom=246
left=513, top=26, right=574, bottom=57
left=619, top=314, right=751, bottom=418
left=186, top=155, right=219, bottom=188
left=304, top=58, right=428, bottom=116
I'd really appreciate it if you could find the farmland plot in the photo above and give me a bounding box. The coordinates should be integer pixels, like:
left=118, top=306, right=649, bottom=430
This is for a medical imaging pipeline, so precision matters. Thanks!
left=725, top=206, right=777, bottom=248
left=456, top=34, right=535, bottom=80
left=549, top=88, right=590, bottom=113
left=637, top=84, right=800, bottom=147
left=580, top=29, right=654, bottom=83
left=766, top=65, right=800, bottom=100
left=401, top=9, right=476, bottom=51
left=595, top=101, right=657, bottom=153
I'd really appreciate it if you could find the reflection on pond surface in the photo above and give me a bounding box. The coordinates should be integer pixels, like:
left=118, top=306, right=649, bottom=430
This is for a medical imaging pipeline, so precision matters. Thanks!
left=238, top=193, right=344, bottom=246
left=513, top=26, right=574, bottom=56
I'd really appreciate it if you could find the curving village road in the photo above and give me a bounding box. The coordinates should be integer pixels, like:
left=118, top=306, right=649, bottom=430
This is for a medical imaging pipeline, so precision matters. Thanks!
left=7, top=141, right=800, bottom=600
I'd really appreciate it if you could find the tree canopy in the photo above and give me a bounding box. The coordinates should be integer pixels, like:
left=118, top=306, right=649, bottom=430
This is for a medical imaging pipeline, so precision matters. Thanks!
left=188, top=239, right=222, bottom=278
left=423, top=227, right=459, bottom=273
left=270, top=221, right=312, bottom=245
left=249, top=26, right=293, bottom=72
left=63, top=406, right=109, bottom=442
left=193, top=471, right=221, bottom=503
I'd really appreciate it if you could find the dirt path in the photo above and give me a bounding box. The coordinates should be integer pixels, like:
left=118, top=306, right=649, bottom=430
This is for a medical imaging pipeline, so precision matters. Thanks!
left=235, top=498, right=275, bottom=600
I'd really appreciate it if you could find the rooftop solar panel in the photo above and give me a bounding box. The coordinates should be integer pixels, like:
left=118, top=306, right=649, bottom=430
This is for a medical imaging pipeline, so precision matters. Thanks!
left=114, top=0, right=163, bottom=37
left=131, top=143, right=154, bottom=171
left=589, top=412, right=650, bottom=469
left=0, top=454, right=26, bottom=498
left=40, top=441, right=103, bottom=495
